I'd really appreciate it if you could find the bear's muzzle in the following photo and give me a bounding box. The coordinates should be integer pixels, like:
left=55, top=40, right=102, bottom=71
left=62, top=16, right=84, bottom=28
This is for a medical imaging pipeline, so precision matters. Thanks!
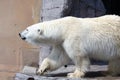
left=19, top=33, right=26, bottom=40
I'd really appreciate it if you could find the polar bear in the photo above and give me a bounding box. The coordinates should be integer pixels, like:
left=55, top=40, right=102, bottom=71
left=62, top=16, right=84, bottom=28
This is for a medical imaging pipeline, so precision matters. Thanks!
left=19, top=15, right=120, bottom=78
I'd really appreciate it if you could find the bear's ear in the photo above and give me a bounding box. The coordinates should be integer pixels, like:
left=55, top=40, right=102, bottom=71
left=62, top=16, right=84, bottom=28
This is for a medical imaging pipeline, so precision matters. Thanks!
left=38, top=29, right=43, bottom=35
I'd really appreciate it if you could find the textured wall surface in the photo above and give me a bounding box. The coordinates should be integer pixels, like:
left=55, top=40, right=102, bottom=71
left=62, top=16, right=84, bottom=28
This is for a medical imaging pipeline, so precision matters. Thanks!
left=0, top=0, right=40, bottom=80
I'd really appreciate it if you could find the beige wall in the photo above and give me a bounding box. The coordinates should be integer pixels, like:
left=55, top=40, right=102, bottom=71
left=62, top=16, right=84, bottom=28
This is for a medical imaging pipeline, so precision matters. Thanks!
left=0, top=0, right=41, bottom=79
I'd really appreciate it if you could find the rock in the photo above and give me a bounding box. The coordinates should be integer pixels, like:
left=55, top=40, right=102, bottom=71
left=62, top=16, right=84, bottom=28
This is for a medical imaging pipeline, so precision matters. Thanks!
left=21, top=66, right=37, bottom=75
left=40, top=0, right=70, bottom=21
left=15, top=73, right=84, bottom=80
left=15, top=65, right=117, bottom=80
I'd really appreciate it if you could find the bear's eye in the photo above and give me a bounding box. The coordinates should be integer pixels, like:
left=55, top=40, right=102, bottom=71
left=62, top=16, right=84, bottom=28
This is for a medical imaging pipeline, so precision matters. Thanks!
left=37, top=29, right=43, bottom=35
left=38, top=29, right=40, bottom=32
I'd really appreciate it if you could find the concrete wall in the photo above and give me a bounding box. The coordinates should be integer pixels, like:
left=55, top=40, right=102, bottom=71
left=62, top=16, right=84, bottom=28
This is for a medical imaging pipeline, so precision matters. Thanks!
left=0, top=0, right=41, bottom=79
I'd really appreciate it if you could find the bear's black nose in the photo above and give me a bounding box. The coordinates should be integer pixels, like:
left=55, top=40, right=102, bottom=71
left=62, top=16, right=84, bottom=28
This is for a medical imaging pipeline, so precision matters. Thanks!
left=19, top=33, right=26, bottom=40
left=21, top=37, right=26, bottom=40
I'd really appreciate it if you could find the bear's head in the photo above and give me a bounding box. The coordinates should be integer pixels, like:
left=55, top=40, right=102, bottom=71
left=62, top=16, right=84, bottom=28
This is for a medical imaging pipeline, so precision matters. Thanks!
left=19, top=23, right=46, bottom=46
left=19, top=21, right=64, bottom=46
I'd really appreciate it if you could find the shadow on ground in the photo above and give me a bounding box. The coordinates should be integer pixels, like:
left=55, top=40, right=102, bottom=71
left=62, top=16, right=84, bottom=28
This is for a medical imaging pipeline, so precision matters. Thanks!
left=45, top=71, right=120, bottom=78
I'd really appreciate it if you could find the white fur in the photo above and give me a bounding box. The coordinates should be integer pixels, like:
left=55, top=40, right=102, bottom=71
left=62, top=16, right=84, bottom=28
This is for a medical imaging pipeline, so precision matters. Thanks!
left=20, top=15, right=120, bottom=78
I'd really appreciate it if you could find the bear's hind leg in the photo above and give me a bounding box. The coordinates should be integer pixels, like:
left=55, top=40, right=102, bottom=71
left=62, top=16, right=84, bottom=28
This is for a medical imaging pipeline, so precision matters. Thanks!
left=108, top=58, right=120, bottom=76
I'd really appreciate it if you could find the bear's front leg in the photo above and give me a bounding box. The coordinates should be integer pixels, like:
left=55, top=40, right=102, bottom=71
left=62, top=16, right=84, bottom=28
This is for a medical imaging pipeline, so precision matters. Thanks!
left=67, top=56, right=90, bottom=78
left=67, top=68, right=85, bottom=78
left=63, top=39, right=90, bottom=78
left=37, top=58, right=50, bottom=75
left=37, top=45, right=70, bottom=75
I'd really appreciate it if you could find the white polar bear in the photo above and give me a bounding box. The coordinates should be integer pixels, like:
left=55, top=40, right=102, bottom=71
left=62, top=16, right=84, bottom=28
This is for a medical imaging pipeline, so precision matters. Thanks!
left=19, top=15, right=120, bottom=78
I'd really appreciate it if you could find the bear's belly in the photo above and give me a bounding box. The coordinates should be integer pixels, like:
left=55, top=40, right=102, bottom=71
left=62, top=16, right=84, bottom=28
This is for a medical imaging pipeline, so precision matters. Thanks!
left=83, top=39, right=118, bottom=61
left=88, top=53, right=111, bottom=61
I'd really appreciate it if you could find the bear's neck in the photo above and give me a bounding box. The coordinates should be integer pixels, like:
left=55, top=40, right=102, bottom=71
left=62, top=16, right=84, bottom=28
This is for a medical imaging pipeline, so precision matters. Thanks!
left=43, top=24, right=66, bottom=44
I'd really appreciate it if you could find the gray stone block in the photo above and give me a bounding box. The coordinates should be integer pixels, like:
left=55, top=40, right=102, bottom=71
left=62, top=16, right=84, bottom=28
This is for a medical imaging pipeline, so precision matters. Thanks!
left=40, top=0, right=69, bottom=21
left=15, top=65, right=113, bottom=80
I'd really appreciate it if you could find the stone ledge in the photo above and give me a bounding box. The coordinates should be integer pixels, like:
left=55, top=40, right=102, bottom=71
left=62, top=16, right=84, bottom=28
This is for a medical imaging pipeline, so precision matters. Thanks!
left=15, top=73, right=120, bottom=80
left=14, top=65, right=120, bottom=80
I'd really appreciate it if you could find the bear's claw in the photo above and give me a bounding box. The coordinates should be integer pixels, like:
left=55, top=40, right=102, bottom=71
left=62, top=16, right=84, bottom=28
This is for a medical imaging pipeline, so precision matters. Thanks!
left=36, top=67, right=49, bottom=75
left=67, top=71, right=85, bottom=78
